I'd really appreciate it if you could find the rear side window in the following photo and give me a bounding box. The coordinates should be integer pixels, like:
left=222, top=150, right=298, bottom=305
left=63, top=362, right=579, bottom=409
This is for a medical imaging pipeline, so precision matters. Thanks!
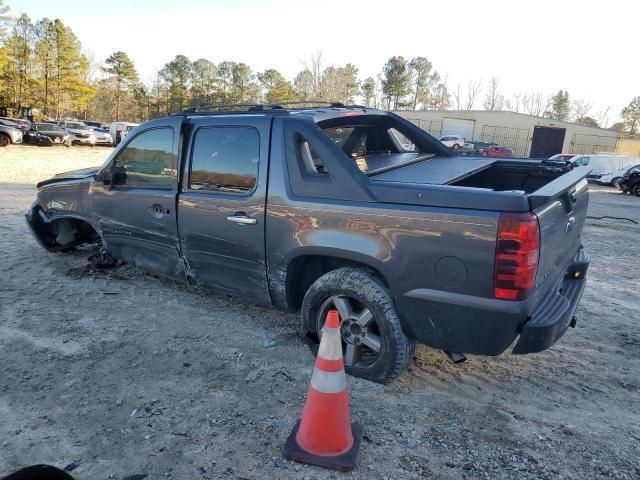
left=389, top=128, right=416, bottom=152
left=114, top=127, right=176, bottom=189
left=296, top=134, right=327, bottom=174
left=189, top=127, right=259, bottom=194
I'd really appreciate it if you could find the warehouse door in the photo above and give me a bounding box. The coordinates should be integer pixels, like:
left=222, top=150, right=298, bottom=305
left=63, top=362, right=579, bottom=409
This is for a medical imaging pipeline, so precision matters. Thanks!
left=530, top=127, right=566, bottom=158
left=442, top=118, right=475, bottom=143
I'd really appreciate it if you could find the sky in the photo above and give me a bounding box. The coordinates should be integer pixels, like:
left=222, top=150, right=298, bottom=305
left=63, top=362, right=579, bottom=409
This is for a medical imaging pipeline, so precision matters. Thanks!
left=6, top=0, right=640, bottom=124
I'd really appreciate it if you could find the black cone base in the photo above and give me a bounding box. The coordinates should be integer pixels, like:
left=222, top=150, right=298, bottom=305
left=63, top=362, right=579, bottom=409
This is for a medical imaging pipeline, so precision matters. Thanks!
left=281, top=420, right=363, bottom=472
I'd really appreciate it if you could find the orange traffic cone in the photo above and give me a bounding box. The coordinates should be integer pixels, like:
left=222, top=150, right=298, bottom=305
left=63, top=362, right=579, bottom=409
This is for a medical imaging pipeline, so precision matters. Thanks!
left=282, top=310, right=363, bottom=472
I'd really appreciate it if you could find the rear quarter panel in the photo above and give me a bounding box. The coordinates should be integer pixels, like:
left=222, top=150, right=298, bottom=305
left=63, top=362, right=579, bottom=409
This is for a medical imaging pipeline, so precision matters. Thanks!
left=264, top=129, right=500, bottom=309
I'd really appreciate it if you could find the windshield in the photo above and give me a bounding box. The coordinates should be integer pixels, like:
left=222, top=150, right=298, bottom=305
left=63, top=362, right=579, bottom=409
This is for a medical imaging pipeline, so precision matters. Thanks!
left=36, top=123, right=63, bottom=132
left=67, top=122, right=87, bottom=129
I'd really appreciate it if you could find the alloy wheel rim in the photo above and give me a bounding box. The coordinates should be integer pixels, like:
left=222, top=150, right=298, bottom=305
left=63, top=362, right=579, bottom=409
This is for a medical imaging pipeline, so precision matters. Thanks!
left=317, top=295, right=382, bottom=368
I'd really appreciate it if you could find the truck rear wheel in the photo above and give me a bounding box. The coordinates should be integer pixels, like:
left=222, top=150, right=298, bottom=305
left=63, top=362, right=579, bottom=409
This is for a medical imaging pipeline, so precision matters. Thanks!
left=301, top=267, right=415, bottom=384
left=0, top=133, right=10, bottom=147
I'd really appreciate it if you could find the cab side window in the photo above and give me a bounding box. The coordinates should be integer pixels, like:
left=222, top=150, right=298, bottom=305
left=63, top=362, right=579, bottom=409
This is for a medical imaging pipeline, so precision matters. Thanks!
left=114, top=127, right=176, bottom=189
left=574, top=156, right=590, bottom=166
left=189, top=126, right=260, bottom=194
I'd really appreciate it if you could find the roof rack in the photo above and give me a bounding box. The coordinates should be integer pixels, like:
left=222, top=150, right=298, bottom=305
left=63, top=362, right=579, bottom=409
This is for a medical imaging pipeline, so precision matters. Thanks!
left=182, top=101, right=346, bottom=114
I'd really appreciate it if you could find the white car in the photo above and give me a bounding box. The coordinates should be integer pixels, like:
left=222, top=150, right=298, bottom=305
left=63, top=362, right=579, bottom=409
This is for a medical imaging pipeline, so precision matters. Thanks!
left=439, top=134, right=465, bottom=150
left=59, top=120, right=96, bottom=146
left=597, top=163, right=640, bottom=188
left=89, top=128, right=114, bottom=146
left=569, top=154, right=640, bottom=181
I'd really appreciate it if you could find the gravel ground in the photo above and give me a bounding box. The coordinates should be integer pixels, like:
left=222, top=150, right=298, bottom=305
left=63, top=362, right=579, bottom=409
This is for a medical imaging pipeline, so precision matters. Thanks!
left=0, top=146, right=639, bottom=479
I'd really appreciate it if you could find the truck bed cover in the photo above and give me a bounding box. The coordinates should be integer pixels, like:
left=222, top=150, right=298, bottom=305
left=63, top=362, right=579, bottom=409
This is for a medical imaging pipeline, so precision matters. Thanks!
left=370, top=156, right=495, bottom=185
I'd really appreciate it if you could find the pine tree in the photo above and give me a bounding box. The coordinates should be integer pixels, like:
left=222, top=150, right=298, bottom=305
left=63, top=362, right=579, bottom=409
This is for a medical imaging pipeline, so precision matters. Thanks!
left=360, top=77, right=376, bottom=107
left=230, top=62, right=259, bottom=104
left=2, top=14, right=35, bottom=112
left=408, top=56, right=439, bottom=110
left=159, top=55, right=192, bottom=113
left=621, top=97, right=640, bottom=134
left=381, top=56, right=411, bottom=110
left=103, top=51, right=138, bottom=121
left=50, top=19, right=92, bottom=118
left=33, top=18, right=56, bottom=116
left=258, top=69, right=296, bottom=104
left=548, top=89, right=571, bottom=121
left=190, top=58, right=218, bottom=107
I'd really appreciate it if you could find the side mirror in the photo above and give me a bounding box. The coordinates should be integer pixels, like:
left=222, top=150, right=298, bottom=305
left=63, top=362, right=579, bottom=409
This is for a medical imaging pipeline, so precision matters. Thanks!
left=95, top=165, right=126, bottom=190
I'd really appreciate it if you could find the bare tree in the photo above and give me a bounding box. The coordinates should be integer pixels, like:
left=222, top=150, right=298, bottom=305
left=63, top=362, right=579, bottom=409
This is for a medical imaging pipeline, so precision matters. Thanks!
left=83, top=49, right=102, bottom=83
left=301, top=50, right=325, bottom=99
left=482, top=76, right=504, bottom=111
left=453, top=83, right=463, bottom=110
left=464, top=79, right=482, bottom=110
left=596, top=106, right=611, bottom=128
left=571, top=98, right=592, bottom=122
left=511, top=92, right=523, bottom=113
left=523, top=91, right=550, bottom=117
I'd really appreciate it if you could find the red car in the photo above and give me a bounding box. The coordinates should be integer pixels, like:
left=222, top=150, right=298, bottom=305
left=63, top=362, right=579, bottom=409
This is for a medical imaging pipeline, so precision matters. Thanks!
left=478, top=146, right=513, bottom=157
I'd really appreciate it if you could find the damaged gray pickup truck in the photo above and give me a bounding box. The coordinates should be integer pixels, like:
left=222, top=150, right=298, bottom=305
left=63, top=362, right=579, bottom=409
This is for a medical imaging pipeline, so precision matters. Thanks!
left=26, top=103, right=590, bottom=383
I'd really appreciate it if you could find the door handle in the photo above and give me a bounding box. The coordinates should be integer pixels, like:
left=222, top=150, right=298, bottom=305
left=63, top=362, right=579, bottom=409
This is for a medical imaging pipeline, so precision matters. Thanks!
left=148, top=204, right=170, bottom=219
left=226, top=214, right=257, bottom=226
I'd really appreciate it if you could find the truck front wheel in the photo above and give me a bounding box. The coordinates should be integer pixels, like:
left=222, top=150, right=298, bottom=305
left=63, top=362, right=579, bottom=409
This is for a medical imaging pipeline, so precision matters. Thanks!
left=301, top=267, right=415, bottom=384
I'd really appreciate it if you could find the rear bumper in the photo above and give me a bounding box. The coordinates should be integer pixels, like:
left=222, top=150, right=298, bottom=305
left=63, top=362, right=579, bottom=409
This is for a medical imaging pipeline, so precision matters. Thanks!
left=396, top=247, right=589, bottom=356
left=512, top=248, right=589, bottom=353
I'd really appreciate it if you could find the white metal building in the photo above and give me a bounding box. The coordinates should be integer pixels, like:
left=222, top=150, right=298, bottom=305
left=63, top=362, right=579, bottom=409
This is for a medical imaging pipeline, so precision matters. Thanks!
left=394, top=110, right=620, bottom=158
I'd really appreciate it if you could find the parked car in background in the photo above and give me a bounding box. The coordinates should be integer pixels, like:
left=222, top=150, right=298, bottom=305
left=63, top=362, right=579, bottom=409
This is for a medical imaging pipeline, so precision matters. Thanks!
left=0, top=117, right=31, bottom=133
left=568, top=154, right=640, bottom=181
left=109, top=121, right=139, bottom=145
left=478, top=146, right=513, bottom=157
left=0, top=118, right=27, bottom=134
left=58, top=120, right=96, bottom=146
left=439, top=134, right=465, bottom=150
left=89, top=127, right=114, bottom=146
left=549, top=153, right=578, bottom=162
left=27, top=123, right=71, bottom=146
left=596, top=163, right=640, bottom=188
left=84, top=120, right=103, bottom=129
left=0, top=122, right=24, bottom=147
left=619, top=166, right=640, bottom=196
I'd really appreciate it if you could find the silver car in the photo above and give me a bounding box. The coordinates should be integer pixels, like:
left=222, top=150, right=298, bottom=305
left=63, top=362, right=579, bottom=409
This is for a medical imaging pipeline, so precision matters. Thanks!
left=89, top=128, right=114, bottom=146
left=59, top=121, right=96, bottom=146
left=0, top=123, right=24, bottom=147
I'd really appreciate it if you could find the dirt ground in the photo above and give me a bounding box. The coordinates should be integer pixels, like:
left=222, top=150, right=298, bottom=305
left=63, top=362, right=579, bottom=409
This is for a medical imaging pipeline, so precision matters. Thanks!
left=1, top=145, right=639, bottom=480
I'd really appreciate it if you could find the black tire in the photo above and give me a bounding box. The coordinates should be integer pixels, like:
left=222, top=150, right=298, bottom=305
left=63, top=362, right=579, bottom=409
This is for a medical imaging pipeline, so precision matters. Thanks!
left=612, top=177, right=623, bottom=189
left=0, top=133, right=10, bottom=147
left=452, top=144, right=460, bottom=150
left=301, top=267, right=415, bottom=384
left=633, top=183, right=640, bottom=197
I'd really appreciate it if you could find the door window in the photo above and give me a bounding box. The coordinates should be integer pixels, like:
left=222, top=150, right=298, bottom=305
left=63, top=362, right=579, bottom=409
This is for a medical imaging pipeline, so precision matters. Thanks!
left=574, top=156, right=590, bottom=166
left=189, top=127, right=260, bottom=194
left=114, top=127, right=176, bottom=189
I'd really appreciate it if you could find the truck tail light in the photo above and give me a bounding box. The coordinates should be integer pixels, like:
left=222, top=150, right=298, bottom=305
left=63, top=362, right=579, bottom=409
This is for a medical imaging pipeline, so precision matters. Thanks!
left=493, top=212, right=540, bottom=301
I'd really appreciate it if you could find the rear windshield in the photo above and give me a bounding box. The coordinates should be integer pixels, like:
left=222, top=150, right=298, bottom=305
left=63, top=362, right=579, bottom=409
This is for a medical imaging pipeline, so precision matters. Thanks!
left=316, top=115, right=439, bottom=176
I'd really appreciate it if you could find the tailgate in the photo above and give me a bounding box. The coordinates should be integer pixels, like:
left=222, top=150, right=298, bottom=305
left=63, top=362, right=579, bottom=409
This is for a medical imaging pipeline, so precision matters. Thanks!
left=529, top=167, right=590, bottom=306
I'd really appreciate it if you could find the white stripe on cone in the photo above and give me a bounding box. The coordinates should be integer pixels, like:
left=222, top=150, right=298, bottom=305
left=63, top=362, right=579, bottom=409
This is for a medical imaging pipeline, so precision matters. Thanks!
left=310, top=369, right=348, bottom=394
left=318, top=327, right=343, bottom=360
